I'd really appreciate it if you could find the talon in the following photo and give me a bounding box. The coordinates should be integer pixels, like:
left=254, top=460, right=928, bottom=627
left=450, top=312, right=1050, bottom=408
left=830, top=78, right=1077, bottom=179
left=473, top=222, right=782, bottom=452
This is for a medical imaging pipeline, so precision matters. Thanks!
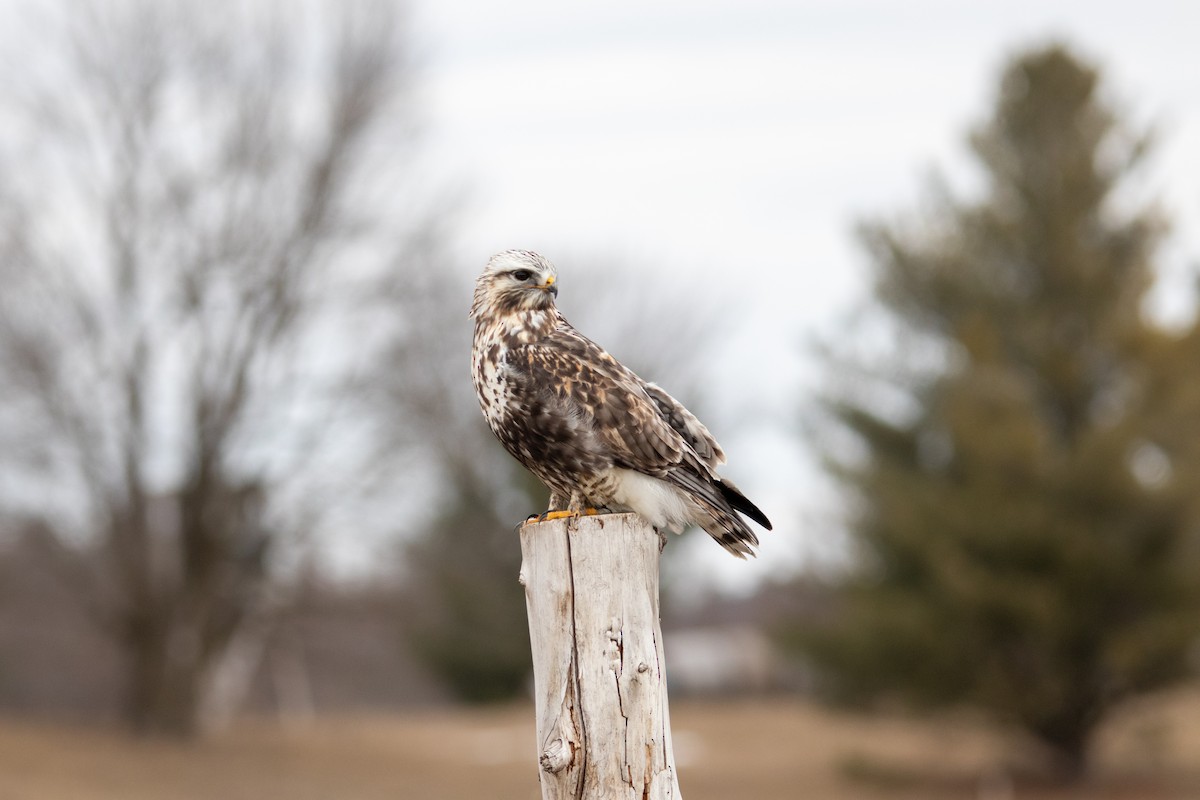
left=537, top=510, right=578, bottom=523
left=524, top=508, right=607, bottom=525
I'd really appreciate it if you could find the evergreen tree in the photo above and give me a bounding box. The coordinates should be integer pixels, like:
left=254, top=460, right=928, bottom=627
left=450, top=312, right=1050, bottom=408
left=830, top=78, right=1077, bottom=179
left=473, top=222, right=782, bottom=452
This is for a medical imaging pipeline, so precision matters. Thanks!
left=801, top=44, right=1200, bottom=778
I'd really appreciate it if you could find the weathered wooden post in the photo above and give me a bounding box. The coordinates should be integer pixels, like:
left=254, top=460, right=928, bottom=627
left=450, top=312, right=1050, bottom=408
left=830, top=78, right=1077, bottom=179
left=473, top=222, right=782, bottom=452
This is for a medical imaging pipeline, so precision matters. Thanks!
left=519, top=512, right=682, bottom=799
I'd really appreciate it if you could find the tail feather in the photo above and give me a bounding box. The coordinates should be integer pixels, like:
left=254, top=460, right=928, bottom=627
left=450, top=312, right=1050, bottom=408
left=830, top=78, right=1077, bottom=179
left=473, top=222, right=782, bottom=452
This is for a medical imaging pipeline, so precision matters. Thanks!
left=664, top=467, right=767, bottom=559
left=717, top=478, right=773, bottom=530
left=694, top=496, right=758, bottom=559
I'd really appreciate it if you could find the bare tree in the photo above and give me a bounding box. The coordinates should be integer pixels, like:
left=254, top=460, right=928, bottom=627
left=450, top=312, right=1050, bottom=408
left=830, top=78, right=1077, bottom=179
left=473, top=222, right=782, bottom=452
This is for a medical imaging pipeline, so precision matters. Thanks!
left=0, top=0, right=435, bottom=736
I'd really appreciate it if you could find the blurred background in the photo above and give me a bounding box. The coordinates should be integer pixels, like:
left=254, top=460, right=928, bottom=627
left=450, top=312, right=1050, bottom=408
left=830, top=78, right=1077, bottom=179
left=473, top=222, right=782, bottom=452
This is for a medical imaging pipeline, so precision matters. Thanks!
left=1, top=1, right=1198, bottom=798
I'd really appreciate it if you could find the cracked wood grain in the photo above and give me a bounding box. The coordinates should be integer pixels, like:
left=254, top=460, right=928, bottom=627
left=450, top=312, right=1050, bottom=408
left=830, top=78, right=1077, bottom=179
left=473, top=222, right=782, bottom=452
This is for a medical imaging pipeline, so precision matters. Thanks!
left=520, top=513, right=682, bottom=799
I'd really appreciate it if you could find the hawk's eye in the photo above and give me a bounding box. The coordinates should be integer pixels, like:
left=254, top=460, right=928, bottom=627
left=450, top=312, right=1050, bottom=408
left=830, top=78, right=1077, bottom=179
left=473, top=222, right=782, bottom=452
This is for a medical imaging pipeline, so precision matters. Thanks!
left=511, top=269, right=533, bottom=282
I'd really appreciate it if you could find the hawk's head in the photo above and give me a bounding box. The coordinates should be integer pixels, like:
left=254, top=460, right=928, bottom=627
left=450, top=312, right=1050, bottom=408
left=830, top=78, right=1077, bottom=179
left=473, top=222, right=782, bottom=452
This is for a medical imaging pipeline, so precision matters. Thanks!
left=470, top=250, right=559, bottom=320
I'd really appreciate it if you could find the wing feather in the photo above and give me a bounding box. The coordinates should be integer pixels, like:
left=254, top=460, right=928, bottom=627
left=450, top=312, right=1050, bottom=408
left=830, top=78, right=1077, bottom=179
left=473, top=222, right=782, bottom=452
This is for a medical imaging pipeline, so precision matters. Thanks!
left=642, top=382, right=726, bottom=468
left=507, top=324, right=685, bottom=473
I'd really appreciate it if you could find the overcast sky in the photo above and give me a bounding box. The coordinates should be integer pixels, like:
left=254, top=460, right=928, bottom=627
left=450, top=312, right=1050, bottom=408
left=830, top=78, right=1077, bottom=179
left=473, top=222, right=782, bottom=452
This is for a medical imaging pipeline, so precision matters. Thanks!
left=412, top=0, right=1200, bottom=590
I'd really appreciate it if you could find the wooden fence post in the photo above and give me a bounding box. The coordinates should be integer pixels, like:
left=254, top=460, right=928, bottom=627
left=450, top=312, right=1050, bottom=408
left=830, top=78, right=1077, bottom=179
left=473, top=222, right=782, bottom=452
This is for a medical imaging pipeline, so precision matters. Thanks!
left=519, top=512, right=682, bottom=799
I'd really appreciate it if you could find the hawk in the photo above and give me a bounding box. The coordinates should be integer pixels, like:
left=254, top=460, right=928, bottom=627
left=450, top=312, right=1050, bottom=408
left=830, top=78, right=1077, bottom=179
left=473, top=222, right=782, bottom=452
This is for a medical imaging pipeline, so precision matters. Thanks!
left=470, top=250, right=772, bottom=558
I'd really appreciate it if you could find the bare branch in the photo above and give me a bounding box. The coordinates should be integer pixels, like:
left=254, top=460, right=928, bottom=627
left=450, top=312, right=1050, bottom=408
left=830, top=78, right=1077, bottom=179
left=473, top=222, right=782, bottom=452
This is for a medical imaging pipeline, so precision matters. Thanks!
left=0, top=0, right=439, bottom=735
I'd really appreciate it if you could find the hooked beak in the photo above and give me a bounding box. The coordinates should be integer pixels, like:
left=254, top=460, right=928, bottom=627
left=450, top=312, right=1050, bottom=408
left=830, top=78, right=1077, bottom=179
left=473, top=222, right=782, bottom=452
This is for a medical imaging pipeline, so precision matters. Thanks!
left=536, top=275, right=558, bottom=297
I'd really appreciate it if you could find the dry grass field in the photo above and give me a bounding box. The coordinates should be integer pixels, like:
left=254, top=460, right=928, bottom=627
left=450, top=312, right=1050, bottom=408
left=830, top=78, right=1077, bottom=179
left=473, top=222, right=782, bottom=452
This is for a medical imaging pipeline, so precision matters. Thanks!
left=1, top=688, right=1198, bottom=800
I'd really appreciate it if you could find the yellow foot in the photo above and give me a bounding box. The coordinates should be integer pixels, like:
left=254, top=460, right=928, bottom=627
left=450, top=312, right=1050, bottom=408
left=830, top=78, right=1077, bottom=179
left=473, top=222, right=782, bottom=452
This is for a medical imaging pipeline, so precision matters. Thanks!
left=525, top=508, right=606, bottom=525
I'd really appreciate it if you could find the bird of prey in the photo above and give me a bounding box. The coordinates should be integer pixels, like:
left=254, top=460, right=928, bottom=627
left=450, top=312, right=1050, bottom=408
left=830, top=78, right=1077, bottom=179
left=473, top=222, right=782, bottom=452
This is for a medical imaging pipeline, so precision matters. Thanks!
left=470, top=250, right=772, bottom=558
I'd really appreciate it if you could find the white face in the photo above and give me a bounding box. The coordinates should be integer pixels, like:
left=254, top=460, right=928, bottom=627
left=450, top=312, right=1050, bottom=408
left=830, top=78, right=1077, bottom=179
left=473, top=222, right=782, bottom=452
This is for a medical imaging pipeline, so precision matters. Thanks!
left=473, top=250, right=559, bottom=318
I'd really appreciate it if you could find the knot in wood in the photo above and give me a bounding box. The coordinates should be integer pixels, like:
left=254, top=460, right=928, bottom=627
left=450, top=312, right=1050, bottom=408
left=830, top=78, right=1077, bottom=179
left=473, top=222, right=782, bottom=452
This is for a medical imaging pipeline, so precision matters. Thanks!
left=539, top=737, right=573, bottom=774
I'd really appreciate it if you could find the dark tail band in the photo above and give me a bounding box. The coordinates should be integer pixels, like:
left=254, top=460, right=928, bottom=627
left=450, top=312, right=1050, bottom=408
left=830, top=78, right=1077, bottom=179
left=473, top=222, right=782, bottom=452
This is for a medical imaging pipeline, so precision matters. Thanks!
left=718, top=479, right=773, bottom=530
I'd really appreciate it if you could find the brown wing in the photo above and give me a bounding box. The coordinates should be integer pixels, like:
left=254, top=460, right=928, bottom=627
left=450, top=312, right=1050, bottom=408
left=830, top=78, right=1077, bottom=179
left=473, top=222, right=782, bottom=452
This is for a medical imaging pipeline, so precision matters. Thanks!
left=641, top=382, right=726, bottom=468
left=507, top=320, right=772, bottom=552
left=507, top=324, right=687, bottom=475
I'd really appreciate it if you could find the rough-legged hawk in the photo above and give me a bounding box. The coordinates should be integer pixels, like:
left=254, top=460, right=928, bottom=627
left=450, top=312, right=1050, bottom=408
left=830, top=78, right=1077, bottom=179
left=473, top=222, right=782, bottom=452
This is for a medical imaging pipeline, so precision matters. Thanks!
left=470, top=250, right=771, bottom=558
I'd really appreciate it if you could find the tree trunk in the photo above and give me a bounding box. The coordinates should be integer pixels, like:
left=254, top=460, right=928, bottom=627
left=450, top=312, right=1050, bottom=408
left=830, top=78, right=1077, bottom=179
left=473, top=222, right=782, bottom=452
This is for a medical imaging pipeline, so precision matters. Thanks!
left=124, top=603, right=261, bottom=738
left=125, top=625, right=205, bottom=738
left=519, top=513, right=682, bottom=800
left=1036, top=715, right=1094, bottom=783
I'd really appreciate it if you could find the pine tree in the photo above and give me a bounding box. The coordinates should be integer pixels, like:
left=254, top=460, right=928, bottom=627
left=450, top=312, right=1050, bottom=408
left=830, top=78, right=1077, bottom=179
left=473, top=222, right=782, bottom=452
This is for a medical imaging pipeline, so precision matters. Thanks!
left=802, top=44, right=1200, bottom=778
